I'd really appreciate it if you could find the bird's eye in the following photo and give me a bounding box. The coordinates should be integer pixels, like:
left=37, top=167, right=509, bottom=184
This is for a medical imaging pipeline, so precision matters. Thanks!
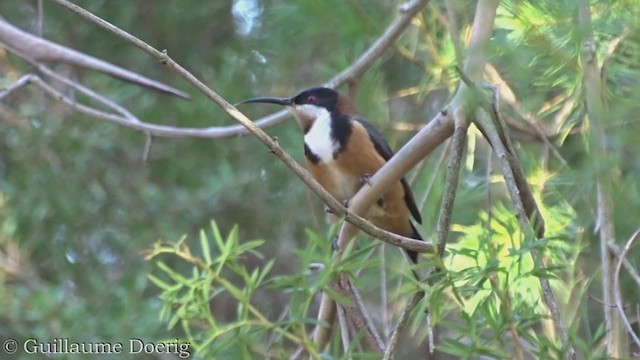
left=306, top=95, right=317, bottom=104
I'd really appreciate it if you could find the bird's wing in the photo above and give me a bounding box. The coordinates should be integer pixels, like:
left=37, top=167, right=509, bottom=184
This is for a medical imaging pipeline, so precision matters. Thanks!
left=354, top=117, right=423, bottom=224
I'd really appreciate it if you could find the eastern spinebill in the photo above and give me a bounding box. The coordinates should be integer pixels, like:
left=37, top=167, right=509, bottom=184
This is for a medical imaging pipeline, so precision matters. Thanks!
left=238, top=87, right=423, bottom=263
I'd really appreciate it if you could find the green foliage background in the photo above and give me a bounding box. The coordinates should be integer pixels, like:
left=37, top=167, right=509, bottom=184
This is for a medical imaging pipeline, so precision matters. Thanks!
left=0, top=0, right=639, bottom=358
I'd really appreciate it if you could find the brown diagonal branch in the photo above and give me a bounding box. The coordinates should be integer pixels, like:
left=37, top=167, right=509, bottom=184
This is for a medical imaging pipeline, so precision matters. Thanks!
left=435, top=119, right=468, bottom=256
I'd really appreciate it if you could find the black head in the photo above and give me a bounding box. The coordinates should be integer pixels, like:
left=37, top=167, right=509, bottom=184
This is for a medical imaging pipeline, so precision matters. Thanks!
left=291, top=87, right=339, bottom=111
left=236, top=87, right=339, bottom=111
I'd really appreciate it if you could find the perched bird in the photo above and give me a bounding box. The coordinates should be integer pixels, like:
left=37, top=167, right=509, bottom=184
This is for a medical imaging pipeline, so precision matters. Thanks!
left=238, top=87, right=423, bottom=262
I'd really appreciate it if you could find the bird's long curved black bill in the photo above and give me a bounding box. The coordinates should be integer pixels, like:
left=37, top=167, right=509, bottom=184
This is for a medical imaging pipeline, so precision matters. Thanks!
left=235, top=96, right=293, bottom=107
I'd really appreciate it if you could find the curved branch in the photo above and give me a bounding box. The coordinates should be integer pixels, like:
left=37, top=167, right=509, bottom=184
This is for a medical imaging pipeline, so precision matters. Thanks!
left=613, top=229, right=640, bottom=349
left=0, top=18, right=189, bottom=99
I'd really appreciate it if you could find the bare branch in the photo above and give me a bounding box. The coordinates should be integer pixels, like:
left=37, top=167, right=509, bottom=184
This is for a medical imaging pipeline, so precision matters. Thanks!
left=0, top=74, right=34, bottom=100
left=383, top=291, right=424, bottom=360
left=608, top=241, right=640, bottom=289
left=351, top=282, right=386, bottom=350
left=327, top=0, right=430, bottom=87
left=614, top=229, right=640, bottom=348
left=331, top=275, right=383, bottom=353
left=336, top=304, right=352, bottom=357
left=0, top=18, right=189, bottom=99
left=435, top=118, right=468, bottom=256
left=35, top=63, right=138, bottom=121
left=379, top=246, right=389, bottom=341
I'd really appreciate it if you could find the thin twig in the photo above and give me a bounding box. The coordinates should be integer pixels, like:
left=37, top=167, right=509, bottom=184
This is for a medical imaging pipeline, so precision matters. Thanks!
left=613, top=229, right=640, bottom=348
left=336, top=304, right=352, bottom=357
left=35, top=63, right=138, bottom=121
left=486, top=143, right=493, bottom=232
left=265, top=305, right=291, bottom=359
left=334, top=274, right=383, bottom=353
left=350, top=282, right=386, bottom=350
left=379, top=245, right=389, bottom=341
left=435, top=119, right=468, bottom=256
left=608, top=241, right=640, bottom=289
left=142, top=134, right=153, bottom=164
left=424, top=111, right=468, bottom=355
left=383, top=291, right=425, bottom=360
left=0, top=74, right=34, bottom=100
left=289, top=345, right=304, bottom=360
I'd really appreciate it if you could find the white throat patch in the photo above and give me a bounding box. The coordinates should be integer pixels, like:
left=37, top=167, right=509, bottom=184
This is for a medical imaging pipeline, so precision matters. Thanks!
left=300, top=105, right=338, bottom=162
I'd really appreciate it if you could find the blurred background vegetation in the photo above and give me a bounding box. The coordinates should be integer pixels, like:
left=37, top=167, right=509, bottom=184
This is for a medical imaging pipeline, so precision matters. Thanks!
left=0, top=0, right=639, bottom=358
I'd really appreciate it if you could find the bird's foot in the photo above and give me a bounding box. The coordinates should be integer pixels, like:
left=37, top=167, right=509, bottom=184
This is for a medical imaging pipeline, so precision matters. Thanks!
left=360, top=173, right=373, bottom=186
